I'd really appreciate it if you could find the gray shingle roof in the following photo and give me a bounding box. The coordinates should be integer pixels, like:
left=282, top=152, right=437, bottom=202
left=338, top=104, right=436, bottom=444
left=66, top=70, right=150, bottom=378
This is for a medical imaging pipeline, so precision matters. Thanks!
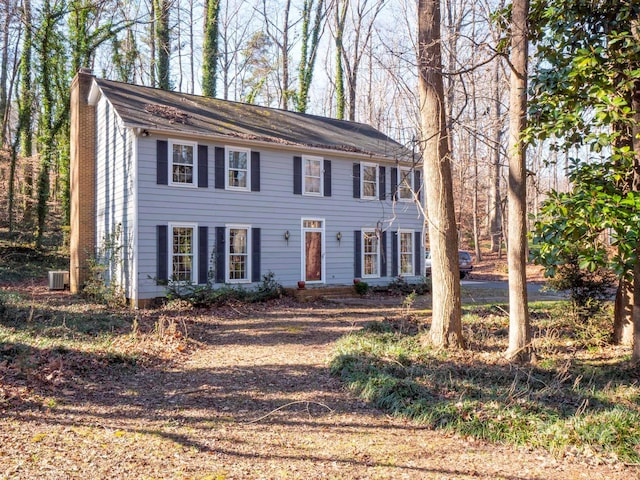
left=94, top=78, right=412, bottom=161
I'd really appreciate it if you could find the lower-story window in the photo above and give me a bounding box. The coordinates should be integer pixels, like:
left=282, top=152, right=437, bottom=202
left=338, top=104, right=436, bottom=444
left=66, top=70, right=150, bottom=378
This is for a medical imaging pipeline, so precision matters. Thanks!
left=398, top=230, right=414, bottom=276
left=227, top=225, right=251, bottom=282
left=362, top=229, right=380, bottom=278
left=171, top=224, right=196, bottom=282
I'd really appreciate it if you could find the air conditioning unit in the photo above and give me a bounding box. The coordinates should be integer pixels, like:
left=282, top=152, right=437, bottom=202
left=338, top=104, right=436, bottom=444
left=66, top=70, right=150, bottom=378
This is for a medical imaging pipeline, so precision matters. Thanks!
left=48, top=270, right=69, bottom=290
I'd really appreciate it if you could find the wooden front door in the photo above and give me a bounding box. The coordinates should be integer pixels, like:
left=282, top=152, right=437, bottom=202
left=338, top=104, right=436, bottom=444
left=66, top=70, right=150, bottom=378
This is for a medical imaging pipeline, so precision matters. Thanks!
left=302, top=219, right=324, bottom=283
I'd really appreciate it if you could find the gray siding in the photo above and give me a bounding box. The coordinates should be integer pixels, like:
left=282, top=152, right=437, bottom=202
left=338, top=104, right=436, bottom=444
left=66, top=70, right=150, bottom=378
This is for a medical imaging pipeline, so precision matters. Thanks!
left=95, top=97, right=136, bottom=299
left=132, top=136, right=423, bottom=300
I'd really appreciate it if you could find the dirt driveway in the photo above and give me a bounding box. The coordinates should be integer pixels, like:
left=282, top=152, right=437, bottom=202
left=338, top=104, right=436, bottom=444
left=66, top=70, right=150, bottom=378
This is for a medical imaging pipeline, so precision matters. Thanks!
left=1, top=297, right=636, bottom=479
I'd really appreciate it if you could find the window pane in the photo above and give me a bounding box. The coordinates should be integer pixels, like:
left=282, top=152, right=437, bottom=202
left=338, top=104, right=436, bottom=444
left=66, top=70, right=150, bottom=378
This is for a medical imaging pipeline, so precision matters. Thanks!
left=306, top=177, right=320, bottom=193
left=363, top=166, right=376, bottom=182
left=173, top=144, right=193, bottom=165
left=303, top=220, right=322, bottom=229
left=228, top=169, right=247, bottom=188
left=229, top=151, right=247, bottom=169
left=172, top=227, right=193, bottom=281
left=228, top=228, right=248, bottom=280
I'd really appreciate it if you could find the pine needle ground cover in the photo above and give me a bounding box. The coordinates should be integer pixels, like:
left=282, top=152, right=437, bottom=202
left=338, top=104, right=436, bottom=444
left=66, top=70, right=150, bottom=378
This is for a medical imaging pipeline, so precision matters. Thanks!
left=330, top=302, right=640, bottom=464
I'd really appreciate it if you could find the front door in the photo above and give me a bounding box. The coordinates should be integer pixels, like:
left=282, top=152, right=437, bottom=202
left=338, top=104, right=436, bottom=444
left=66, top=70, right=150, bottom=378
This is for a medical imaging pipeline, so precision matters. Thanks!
left=302, top=219, right=324, bottom=283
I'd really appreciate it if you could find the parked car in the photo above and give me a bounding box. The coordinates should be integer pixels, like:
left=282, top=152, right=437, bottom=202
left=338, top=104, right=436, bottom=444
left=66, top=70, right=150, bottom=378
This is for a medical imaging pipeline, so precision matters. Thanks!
left=425, top=250, right=473, bottom=279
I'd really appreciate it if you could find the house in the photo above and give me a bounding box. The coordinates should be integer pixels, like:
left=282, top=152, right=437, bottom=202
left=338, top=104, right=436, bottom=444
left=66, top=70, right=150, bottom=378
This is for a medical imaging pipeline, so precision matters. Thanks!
left=69, top=69, right=424, bottom=307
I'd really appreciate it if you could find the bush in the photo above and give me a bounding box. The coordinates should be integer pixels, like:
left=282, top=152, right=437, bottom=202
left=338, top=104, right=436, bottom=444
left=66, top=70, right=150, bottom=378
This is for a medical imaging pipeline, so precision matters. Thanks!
left=545, top=253, right=615, bottom=321
left=380, top=276, right=430, bottom=296
left=354, top=280, right=370, bottom=296
left=166, top=272, right=283, bottom=307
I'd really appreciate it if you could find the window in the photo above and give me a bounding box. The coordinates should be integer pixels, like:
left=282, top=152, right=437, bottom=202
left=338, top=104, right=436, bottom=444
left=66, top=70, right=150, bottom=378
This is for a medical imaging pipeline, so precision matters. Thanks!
left=361, top=163, right=378, bottom=199
left=170, top=224, right=196, bottom=282
left=398, top=167, right=413, bottom=202
left=303, top=156, right=323, bottom=195
left=398, top=230, right=414, bottom=276
left=362, top=229, right=380, bottom=277
left=170, top=140, right=197, bottom=186
left=227, top=225, right=251, bottom=282
left=226, top=147, right=250, bottom=190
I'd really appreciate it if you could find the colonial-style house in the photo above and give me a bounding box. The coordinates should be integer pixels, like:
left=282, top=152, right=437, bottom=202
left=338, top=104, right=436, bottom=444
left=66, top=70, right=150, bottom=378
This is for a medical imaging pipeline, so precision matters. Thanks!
left=69, top=69, right=424, bottom=307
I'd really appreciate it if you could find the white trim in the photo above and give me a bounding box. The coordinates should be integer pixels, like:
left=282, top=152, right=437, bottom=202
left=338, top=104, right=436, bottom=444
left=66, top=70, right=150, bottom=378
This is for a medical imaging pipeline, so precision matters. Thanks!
left=168, top=139, right=198, bottom=187
left=168, top=222, right=198, bottom=284
left=301, top=218, right=325, bottom=283
left=225, top=224, right=252, bottom=283
left=131, top=132, right=139, bottom=306
left=398, top=167, right=414, bottom=202
left=302, top=155, right=324, bottom=196
left=397, top=229, right=415, bottom=276
left=361, top=162, right=379, bottom=200
left=225, top=145, right=251, bottom=191
left=361, top=228, right=380, bottom=278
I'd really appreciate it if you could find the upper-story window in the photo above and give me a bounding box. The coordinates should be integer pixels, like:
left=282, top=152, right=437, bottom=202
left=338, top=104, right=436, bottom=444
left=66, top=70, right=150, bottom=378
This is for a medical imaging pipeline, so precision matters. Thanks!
left=170, top=140, right=197, bottom=186
left=226, top=146, right=251, bottom=190
left=304, top=156, right=323, bottom=195
left=398, top=167, right=413, bottom=202
left=361, top=163, right=378, bottom=199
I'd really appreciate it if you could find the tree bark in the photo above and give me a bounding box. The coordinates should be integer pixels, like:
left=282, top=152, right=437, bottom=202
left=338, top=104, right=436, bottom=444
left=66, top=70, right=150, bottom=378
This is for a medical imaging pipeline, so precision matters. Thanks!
left=505, top=0, right=532, bottom=362
left=489, top=58, right=502, bottom=253
left=614, top=280, right=634, bottom=346
left=202, top=0, right=220, bottom=97
left=418, top=0, right=464, bottom=349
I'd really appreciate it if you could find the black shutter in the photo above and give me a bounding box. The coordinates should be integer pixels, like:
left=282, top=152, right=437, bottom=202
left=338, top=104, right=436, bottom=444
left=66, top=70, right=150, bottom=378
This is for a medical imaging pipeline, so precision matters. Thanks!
left=197, top=145, right=208, bottom=188
left=251, top=151, right=261, bottom=192
left=354, top=230, right=361, bottom=278
left=415, top=231, right=422, bottom=276
left=414, top=169, right=422, bottom=202
left=380, top=230, right=387, bottom=277
left=215, top=227, right=226, bottom=283
left=157, top=140, right=168, bottom=185
left=252, top=228, right=261, bottom=282
left=391, top=167, right=398, bottom=201
left=215, top=147, right=225, bottom=189
left=323, top=160, right=332, bottom=197
left=198, top=226, right=208, bottom=284
left=293, top=156, right=302, bottom=194
left=353, top=163, right=360, bottom=198
left=157, top=225, right=168, bottom=282
left=379, top=166, right=386, bottom=200
left=392, top=232, right=399, bottom=277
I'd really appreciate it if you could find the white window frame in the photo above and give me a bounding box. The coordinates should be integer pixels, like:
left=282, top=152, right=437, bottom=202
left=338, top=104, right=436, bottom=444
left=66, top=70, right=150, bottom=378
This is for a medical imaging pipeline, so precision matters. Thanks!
left=398, top=229, right=414, bottom=276
left=225, top=146, right=251, bottom=191
left=169, top=222, right=197, bottom=284
left=361, top=229, right=380, bottom=278
left=168, top=139, right=198, bottom=187
left=226, top=224, right=252, bottom=283
left=303, top=155, right=323, bottom=196
left=398, top=167, right=414, bottom=202
left=361, top=162, right=379, bottom=200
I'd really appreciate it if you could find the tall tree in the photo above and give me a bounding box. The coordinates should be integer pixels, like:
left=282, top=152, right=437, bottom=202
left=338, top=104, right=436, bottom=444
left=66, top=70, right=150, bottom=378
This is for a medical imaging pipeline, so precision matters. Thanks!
left=261, top=0, right=292, bottom=109
left=296, top=0, right=325, bottom=113
left=154, top=0, right=170, bottom=90
left=505, top=0, right=531, bottom=362
left=417, top=0, right=464, bottom=349
left=333, top=0, right=348, bottom=119
left=202, top=0, right=220, bottom=97
left=529, top=0, right=640, bottom=362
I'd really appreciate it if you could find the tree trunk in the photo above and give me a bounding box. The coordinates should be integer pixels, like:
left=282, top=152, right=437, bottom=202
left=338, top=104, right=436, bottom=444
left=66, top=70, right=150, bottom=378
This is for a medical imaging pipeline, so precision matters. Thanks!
left=631, top=21, right=640, bottom=362
left=489, top=58, right=502, bottom=253
left=505, top=0, right=531, bottom=362
left=614, top=280, right=634, bottom=346
left=0, top=0, right=9, bottom=148
left=155, top=0, right=170, bottom=90
left=202, top=0, right=220, bottom=97
left=418, top=0, right=464, bottom=349
left=334, top=0, right=347, bottom=119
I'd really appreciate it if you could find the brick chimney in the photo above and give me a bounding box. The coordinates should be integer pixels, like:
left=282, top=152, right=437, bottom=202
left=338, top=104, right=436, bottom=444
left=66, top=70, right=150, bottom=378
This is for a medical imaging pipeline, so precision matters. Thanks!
left=69, top=68, right=96, bottom=293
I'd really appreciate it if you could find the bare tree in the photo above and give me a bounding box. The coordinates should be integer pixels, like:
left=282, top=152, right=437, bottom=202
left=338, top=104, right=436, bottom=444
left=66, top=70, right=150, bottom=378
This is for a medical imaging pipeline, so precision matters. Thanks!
left=505, top=0, right=531, bottom=362
left=417, top=0, right=464, bottom=349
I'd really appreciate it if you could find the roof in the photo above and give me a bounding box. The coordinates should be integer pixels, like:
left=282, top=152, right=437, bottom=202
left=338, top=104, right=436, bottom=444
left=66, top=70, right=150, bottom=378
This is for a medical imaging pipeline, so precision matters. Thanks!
left=92, top=77, right=412, bottom=161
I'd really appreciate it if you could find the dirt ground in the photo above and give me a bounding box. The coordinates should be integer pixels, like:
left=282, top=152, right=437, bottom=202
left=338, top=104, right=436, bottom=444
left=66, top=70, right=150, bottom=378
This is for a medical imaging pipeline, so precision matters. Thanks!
left=1, top=281, right=638, bottom=480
